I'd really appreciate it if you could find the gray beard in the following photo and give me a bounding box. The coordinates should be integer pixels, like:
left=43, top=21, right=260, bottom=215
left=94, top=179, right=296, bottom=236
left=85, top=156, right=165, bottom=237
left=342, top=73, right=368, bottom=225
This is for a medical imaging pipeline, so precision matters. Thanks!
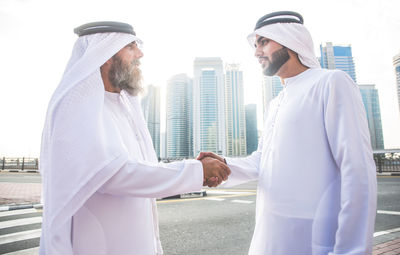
left=108, top=55, right=143, bottom=96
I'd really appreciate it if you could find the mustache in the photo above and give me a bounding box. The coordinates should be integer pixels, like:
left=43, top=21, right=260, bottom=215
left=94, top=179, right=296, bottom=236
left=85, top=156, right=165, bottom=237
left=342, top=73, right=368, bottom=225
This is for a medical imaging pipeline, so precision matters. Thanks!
left=131, top=59, right=141, bottom=66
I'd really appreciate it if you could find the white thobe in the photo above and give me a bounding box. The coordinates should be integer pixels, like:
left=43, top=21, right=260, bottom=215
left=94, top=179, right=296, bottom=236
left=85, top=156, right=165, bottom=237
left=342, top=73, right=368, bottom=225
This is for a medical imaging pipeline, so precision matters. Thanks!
left=71, top=91, right=203, bottom=255
left=225, top=68, right=377, bottom=255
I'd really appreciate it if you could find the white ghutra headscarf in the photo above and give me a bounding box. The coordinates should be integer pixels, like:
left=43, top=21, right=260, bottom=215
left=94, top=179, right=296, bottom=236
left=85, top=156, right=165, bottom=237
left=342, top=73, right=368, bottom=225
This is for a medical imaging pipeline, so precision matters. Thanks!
left=247, top=21, right=320, bottom=69
left=39, top=31, right=156, bottom=254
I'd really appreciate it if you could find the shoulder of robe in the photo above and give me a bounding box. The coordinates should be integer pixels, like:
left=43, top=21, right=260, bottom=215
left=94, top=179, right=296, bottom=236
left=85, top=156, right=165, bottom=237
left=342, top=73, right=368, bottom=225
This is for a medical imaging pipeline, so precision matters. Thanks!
left=319, top=69, right=358, bottom=92
left=53, top=73, right=102, bottom=117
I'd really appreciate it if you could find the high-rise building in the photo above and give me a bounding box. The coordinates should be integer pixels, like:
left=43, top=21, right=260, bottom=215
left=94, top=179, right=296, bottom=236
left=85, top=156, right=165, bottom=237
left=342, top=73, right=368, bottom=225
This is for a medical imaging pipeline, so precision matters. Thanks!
left=320, top=42, right=357, bottom=82
left=166, top=74, right=193, bottom=158
left=160, top=132, right=166, bottom=159
left=261, top=75, right=283, bottom=120
left=245, top=104, right=258, bottom=155
left=141, top=85, right=161, bottom=157
left=359, top=84, right=384, bottom=150
left=193, top=57, right=226, bottom=156
left=393, top=52, right=400, bottom=113
left=225, top=64, right=246, bottom=156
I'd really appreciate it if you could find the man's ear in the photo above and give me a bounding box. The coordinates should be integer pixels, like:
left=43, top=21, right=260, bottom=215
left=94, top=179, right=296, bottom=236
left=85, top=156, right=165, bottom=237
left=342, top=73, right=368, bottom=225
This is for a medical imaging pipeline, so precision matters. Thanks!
left=100, top=57, right=113, bottom=74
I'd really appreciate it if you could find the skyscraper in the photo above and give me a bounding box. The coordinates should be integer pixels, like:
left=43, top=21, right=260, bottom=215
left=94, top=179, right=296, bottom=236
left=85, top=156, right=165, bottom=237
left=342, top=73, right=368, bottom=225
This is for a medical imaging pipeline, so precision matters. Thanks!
left=261, top=75, right=283, bottom=120
left=225, top=64, right=246, bottom=156
left=359, top=84, right=384, bottom=150
left=193, top=57, right=226, bottom=156
left=393, top=52, right=400, bottom=113
left=320, top=42, right=357, bottom=82
left=166, top=74, right=193, bottom=158
left=245, top=104, right=258, bottom=155
left=160, top=132, right=166, bottom=159
left=141, top=85, right=161, bottom=157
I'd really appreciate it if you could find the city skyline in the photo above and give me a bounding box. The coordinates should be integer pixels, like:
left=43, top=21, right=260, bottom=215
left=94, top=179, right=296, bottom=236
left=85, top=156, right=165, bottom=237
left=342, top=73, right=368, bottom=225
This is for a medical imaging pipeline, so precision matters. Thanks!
left=1, top=0, right=399, bottom=156
left=146, top=42, right=388, bottom=156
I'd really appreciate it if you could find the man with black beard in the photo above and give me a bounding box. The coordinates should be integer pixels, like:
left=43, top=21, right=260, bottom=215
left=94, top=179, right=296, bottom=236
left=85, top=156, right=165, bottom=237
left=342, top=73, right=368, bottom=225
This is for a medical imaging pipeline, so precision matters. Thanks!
left=199, top=11, right=377, bottom=255
left=39, top=21, right=230, bottom=255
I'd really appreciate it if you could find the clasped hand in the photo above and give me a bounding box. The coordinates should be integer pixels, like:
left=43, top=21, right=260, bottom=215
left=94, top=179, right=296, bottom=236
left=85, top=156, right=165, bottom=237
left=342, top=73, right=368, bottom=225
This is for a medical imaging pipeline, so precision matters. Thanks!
left=197, top=152, right=230, bottom=187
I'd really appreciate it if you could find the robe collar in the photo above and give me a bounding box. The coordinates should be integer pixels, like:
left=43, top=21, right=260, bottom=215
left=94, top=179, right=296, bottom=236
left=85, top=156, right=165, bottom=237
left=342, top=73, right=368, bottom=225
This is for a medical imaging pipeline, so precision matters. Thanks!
left=282, top=68, right=313, bottom=87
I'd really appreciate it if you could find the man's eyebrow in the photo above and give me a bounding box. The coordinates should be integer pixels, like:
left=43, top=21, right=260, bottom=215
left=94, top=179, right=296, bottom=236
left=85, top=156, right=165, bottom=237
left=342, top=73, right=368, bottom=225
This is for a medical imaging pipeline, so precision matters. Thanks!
left=127, top=41, right=137, bottom=47
left=256, top=36, right=265, bottom=45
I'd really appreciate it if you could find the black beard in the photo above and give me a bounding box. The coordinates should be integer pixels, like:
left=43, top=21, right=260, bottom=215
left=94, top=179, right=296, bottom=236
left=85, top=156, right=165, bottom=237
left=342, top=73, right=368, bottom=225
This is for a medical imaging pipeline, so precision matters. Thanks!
left=262, top=47, right=290, bottom=76
left=108, top=55, right=143, bottom=96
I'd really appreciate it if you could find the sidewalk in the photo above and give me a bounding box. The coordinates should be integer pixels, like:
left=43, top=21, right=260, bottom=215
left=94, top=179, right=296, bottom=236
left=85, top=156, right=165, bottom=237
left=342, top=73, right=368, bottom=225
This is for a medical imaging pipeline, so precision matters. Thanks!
left=0, top=182, right=41, bottom=207
left=373, top=237, right=400, bottom=254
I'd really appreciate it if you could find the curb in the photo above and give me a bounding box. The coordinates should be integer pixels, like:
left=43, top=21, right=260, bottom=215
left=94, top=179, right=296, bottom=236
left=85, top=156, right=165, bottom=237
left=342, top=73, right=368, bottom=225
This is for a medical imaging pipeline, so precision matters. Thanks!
left=160, top=191, right=207, bottom=200
left=0, top=203, right=43, bottom=212
left=0, top=169, right=39, bottom=173
left=377, top=173, right=400, bottom=176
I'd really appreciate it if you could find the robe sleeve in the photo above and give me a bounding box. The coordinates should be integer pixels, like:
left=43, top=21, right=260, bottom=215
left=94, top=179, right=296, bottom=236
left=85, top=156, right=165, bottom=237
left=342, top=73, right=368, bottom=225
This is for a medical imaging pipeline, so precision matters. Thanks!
left=222, top=136, right=263, bottom=187
left=323, top=71, right=377, bottom=254
left=98, top=159, right=204, bottom=198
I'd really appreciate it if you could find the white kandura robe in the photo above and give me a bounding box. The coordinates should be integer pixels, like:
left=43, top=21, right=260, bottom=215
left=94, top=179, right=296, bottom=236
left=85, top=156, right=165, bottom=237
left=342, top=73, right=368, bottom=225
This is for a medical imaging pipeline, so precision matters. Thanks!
left=71, top=91, right=203, bottom=255
left=225, top=68, right=377, bottom=255
left=39, top=33, right=204, bottom=255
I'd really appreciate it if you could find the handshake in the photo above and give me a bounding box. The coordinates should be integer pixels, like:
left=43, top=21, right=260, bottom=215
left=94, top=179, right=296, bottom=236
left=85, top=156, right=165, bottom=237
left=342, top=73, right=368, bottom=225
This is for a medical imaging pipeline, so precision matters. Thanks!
left=197, top=152, right=231, bottom=187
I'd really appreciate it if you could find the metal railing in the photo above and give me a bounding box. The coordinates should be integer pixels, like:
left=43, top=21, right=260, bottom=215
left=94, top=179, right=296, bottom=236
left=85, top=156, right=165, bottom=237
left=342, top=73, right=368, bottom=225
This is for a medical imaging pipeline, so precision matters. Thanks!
left=1, top=152, right=399, bottom=173
left=0, top=157, right=39, bottom=171
left=373, top=152, right=400, bottom=173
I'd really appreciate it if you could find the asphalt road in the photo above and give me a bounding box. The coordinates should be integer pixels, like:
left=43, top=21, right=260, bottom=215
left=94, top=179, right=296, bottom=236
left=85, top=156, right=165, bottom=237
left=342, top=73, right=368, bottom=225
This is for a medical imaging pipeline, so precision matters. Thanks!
left=0, top=175, right=399, bottom=254
left=0, top=172, right=41, bottom=183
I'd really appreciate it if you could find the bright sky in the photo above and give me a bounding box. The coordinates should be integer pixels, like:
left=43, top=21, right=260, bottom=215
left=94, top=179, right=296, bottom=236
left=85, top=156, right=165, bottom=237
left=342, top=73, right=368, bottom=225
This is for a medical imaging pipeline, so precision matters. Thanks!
left=1, top=0, right=399, bottom=157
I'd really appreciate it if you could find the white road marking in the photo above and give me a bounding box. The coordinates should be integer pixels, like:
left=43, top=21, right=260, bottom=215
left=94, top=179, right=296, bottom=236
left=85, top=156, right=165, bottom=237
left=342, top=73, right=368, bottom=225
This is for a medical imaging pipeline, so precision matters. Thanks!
left=377, top=210, right=400, bottom=216
left=3, top=247, right=40, bottom=255
left=204, top=197, right=226, bottom=201
left=231, top=199, right=254, bottom=204
left=0, top=217, right=42, bottom=229
left=206, top=190, right=254, bottom=195
left=0, top=229, right=41, bottom=245
left=0, top=209, right=38, bottom=218
left=374, top=227, right=400, bottom=237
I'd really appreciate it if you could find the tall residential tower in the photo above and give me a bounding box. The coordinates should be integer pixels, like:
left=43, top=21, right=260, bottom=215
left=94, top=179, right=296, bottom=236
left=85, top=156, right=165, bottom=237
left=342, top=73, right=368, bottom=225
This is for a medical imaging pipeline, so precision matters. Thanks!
left=393, top=52, right=400, bottom=114
left=261, top=76, right=283, bottom=120
left=245, top=104, right=258, bottom=155
left=225, top=64, right=246, bottom=156
left=166, top=74, right=193, bottom=158
left=359, top=84, right=384, bottom=150
left=193, top=57, right=226, bottom=156
left=320, top=42, right=357, bottom=82
left=141, top=85, right=161, bottom=157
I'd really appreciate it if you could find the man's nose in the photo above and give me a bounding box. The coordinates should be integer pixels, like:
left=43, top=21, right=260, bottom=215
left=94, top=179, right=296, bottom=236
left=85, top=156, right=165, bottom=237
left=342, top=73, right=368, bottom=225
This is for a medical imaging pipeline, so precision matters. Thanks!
left=254, top=46, right=262, bottom=58
left=138, top=49, right=144, bottom=58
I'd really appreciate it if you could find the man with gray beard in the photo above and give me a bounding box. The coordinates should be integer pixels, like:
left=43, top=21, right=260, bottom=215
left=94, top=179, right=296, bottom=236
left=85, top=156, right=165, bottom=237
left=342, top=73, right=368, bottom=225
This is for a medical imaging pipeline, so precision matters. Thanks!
left=106, top=50, right=143, bottom=96
left=39, top=21, right=230, bottom=255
